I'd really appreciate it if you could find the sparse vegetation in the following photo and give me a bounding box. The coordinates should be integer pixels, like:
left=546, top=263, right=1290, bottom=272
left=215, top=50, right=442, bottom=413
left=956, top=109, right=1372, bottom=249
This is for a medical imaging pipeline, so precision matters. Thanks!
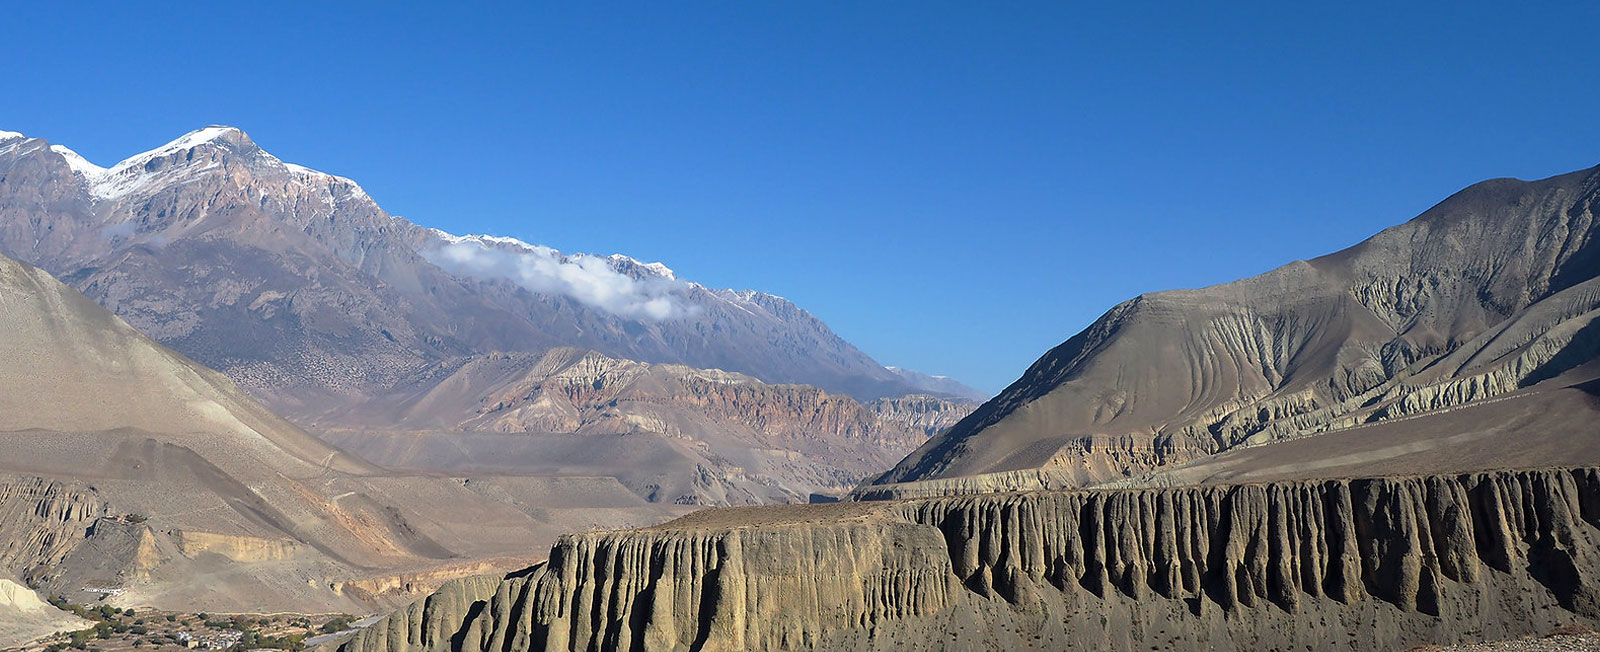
left=31, top=608, right=358, bottom=652
left=318, top=614, right=356, bottom=634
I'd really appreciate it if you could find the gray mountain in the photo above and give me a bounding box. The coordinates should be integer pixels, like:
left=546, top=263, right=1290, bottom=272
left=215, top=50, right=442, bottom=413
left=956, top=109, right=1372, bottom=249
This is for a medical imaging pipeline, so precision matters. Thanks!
left=885, top=366, right=988, bottom=401
left=0, top=127, right=936, bottom=425
left=867, top=164, right=1600, bottom=495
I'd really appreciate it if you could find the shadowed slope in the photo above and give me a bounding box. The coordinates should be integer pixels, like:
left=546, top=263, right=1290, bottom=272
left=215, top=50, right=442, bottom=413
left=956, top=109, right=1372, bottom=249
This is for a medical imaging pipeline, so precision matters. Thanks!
left=869, top=165, right=1600, bottom=493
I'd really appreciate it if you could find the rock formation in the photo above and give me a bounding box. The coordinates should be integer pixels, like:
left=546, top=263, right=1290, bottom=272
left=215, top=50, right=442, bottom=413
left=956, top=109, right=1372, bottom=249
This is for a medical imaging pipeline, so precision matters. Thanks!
left=331, top=466, right=1600, bottom=652
left=312, top=348, right=966, bottom=501
left=318, top=348, right=972, bottom=504
left=868, top=164, right=1600, bottom=495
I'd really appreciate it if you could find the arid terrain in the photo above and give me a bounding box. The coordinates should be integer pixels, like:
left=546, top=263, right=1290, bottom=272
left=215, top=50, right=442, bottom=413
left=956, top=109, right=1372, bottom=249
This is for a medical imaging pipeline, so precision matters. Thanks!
left=315, top=164, right=1600, bottom=652
left=2, top=128, right=1598, bottom=651
left=0, top=250, right=688, bottom=620
left=867, top=165, right=1600, bottom=497
left=0, top=127, right=975, bottom=646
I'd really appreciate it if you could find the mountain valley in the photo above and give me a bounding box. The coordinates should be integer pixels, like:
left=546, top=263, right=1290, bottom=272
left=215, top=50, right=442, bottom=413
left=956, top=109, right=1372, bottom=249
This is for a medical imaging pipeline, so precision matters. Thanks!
left=320, top=163, right=1600, bottom=652
left=2, top=125, right=1597, bottom=652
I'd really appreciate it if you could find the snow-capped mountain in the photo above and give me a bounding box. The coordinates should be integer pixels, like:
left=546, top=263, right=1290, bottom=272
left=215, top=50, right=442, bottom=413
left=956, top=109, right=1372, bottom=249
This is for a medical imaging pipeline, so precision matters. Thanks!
left=0, top=126, right=931, bottom=422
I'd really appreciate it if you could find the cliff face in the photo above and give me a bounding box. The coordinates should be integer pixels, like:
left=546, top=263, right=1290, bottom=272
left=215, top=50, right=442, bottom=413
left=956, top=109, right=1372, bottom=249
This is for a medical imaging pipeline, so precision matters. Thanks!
left=332, top=467, right=1600, bottom=652
left=376, top=349, right=967, bottom=452
left=0, top=477, right=106, bottom=580
left=870, top=166, right=1600, bottom=492
left=329, top=348, right=973, bottom=503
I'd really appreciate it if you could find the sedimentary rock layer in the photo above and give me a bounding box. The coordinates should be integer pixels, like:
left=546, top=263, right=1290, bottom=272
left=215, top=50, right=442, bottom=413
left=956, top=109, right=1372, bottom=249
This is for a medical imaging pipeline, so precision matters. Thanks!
left=870, top=165, right=1600, bottom=491
left=0, top=477, right=106, bottom=579
left=332, top=466, right=1600, bottom=652
left=329, top=348, right=973, bottom=504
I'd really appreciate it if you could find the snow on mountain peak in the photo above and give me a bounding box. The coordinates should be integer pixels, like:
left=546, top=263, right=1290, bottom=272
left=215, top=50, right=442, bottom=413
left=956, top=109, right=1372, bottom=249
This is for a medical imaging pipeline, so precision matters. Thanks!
left=76, top=126, right=250, bottom=201
left=107, top=126, right=242, bottom=173
left=0, top=130, right=24, bottom=142
left=606, top=254, right=677, bottom=280
left=49, top=145, right=106, bottom=177
left=283, top=162, right=369, bottom=199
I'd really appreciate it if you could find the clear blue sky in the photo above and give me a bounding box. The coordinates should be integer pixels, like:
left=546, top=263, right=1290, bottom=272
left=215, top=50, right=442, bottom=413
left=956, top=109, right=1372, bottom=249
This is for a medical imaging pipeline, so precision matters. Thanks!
left=5, top=2, right=1598, bottom=394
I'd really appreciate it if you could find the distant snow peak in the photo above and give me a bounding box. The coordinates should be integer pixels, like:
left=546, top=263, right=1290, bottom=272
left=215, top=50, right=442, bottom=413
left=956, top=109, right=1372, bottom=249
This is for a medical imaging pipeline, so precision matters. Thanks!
left=50, top=145, right=106, bottom=177
left=57, top=125, right=251, bottom=202
left=145, top=125, right=243, bottom=155
left=0, top=130, right=24, bottom=142
left=51, top=124, right=367, bottom=204
left=284, top=162, right=369, bottom=199
left=885, top=366, right=949, bottom=380
left=422, top=229, right=700, bottom=321
left=606, top=254, right=677, bottom=280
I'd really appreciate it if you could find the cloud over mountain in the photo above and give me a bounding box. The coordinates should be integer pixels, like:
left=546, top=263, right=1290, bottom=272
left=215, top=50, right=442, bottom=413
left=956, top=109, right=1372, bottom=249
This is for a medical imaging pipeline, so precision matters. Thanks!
left=422, top=230, right=700, bottom=320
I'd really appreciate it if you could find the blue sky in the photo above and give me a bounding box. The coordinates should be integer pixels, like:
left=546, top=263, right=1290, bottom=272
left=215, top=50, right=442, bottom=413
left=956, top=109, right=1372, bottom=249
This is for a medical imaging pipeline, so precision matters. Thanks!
left=5, top=2, right=1598, bottom=394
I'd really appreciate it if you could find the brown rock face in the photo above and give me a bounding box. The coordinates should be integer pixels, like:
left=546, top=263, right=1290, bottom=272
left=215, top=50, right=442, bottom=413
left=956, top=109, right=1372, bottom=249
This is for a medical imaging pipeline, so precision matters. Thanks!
left=326, top=349, right=974, bottom=504
left=0, top=477, right=106, bottom=580
left=871, top=165, right=1600, bottom=493
left=333, top=467, right=1600, bottom=652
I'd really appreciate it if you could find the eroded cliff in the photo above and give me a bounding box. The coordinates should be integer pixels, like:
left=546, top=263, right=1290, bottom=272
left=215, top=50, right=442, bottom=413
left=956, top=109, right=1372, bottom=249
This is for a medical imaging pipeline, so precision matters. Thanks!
left=331, top=466, right=1600, bottom=651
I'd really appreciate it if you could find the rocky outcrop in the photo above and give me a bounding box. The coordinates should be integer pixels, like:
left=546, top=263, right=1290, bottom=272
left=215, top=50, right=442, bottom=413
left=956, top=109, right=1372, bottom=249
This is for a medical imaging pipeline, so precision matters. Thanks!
left=332, top=466, right=1600, bottom=652
left=866, top=394, right=976, bottom=437
left=0, top=477, right=106, bottom=582
left=174, top=531, right=300, bottom=562
left=333, top=348, right=973, bottom=504
left=871, top=164, right=1600, bottom=491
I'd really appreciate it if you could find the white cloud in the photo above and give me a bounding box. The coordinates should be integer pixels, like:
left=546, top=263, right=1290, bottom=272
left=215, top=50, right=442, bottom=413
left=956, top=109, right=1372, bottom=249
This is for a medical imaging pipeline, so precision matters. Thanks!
left=422, top=231, right=700, bottom=321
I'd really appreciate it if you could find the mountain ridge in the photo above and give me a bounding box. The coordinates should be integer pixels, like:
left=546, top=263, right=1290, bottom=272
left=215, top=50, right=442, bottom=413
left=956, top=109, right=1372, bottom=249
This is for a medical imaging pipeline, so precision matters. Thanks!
left=867, top=163, right=1600, bottom=494
left=0, top=126, right=968, bottom=425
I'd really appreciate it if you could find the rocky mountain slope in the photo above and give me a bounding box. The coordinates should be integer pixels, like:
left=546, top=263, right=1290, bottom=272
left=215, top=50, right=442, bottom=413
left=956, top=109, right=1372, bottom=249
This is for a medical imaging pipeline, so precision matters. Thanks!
left=330, top=465, right=1600, bottom=652
left=867, top=164, right=1600, bottom=494
left=0, top=251, right=685, bottom=614
left=316, top=348, right=972, bottom=503
left=0, top=127, right=931, bottom=427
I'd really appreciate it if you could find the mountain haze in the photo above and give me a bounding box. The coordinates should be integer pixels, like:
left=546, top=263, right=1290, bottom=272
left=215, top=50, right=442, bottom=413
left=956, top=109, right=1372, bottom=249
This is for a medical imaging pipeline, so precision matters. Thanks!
left=886, top=366, right=989, bottom=402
